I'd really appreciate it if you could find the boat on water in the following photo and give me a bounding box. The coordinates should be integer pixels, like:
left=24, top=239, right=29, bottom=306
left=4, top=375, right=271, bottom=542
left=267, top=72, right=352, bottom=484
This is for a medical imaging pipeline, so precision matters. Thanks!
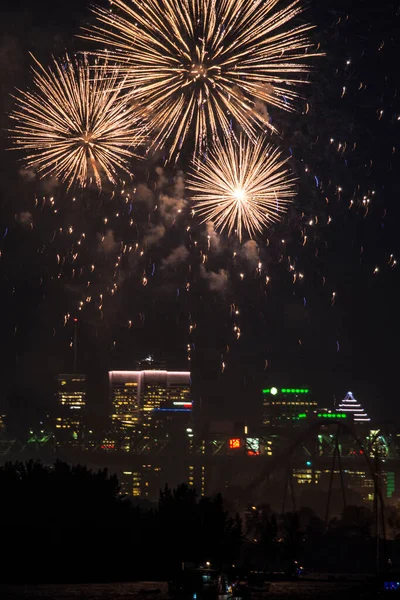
left=168, top=566, right=270, bottom=599
left=168, top=566, right=229, bottom=598
left=229, top=572, right=270, bottom=599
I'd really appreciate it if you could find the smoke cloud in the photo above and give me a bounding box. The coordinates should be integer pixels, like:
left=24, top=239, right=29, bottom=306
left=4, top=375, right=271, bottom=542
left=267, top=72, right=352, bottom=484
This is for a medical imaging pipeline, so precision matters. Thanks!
left=159, top=171, right=187, bottom=222
left=254, top=98, right=271, bottom=124
left=39, top=176, right=60, bottom=195
left=205, top=221, right=222, bottom=253
left=155, top=166, right=169, bottom=189
left=135, top=182, right=154, bottom=205
left=240, top=240, right=259, bottom=266
left=17, top=211, right=33, bottom=226
left=143, top=223, right=166, bottom=247
left=18, top=168, right=36, bottom=182
left=97, top=229, right=118, bottom=254
left=162, top=245, right=189, bottom=268
left=200, top=265, right=229, bottom=292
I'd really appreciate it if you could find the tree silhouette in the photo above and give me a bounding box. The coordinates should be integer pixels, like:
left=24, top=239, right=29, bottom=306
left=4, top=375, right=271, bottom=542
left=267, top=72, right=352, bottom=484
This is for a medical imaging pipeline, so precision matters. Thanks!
left=0, top=462, right=243, bottom=583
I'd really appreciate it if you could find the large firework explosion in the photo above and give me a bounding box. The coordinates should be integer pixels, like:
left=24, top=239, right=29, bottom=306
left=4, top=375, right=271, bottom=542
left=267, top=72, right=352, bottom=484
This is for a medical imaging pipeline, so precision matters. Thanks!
left=188, top=135, right=296, bottom=241
left=84, top=0, right=317, bottom=161
left=9, top=54, right=143, bottom=190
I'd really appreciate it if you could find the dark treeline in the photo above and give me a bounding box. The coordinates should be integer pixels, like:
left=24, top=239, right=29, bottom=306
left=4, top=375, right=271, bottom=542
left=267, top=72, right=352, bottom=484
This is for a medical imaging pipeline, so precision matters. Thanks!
left=244, top=504, right=383, bottom=575
left=0, top=461, right=241, bottom=583
left=0, top=460, right=398, bottom=583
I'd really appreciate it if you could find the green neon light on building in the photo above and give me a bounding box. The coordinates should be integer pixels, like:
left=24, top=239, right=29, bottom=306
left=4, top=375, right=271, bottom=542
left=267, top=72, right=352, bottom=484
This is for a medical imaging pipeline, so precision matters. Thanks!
left=387, top=472, right=395, bottom=499
left=291, top=413, right=308, bottom=420
left=317, top=413, right=347, bottom=419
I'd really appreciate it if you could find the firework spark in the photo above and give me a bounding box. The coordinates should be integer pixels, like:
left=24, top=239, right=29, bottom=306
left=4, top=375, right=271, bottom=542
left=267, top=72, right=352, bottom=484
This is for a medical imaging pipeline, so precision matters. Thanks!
left=188, top=135, right=296, bottom=241
left=85, top=0, right=317, bottom=160
left=9, top=54, right=143, bottom=190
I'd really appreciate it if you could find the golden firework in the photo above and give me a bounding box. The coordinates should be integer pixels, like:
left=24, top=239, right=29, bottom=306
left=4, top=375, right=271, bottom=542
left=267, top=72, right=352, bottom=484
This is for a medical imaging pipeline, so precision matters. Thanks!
left=187, top=135, right=296, bottom=241
left=9, top=54, right=143, bottom=190
left=85, top=0, right=317, bottom=161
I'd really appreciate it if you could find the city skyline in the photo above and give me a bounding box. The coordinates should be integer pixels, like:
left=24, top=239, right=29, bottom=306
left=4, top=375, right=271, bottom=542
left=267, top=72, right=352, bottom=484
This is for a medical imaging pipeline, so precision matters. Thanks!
left=1, top=368, right=396, bottom=508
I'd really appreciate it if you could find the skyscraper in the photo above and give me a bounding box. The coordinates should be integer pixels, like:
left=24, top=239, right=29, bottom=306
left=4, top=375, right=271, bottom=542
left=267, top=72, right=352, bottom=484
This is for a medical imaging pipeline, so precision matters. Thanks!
left=109, top=371, right=141, bottom=450
left=141, top=370, right=192, bottom=445
left=55, top=374, right=87, bottom=443
left=337, top=391, right=370, bottom=423
left=262, top=386, right=317, bottom=425
left=109, top=369, right=191, bottom=450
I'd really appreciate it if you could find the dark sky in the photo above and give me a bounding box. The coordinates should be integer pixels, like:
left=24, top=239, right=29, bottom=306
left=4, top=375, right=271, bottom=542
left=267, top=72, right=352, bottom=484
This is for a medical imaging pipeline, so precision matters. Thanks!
left=0, top=0, right=399, bottom=431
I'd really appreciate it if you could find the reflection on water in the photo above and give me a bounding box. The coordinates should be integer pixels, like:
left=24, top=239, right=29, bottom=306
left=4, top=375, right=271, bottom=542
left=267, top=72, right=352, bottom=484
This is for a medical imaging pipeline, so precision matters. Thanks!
left=0, top=581, right=375, bottom=600
left=0, top=582, right=169, bottom=600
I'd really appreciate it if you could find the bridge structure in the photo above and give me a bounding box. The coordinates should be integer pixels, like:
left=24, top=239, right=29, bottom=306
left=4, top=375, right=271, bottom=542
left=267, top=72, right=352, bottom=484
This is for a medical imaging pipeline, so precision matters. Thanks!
left=0, top=413, right=398, bottom=536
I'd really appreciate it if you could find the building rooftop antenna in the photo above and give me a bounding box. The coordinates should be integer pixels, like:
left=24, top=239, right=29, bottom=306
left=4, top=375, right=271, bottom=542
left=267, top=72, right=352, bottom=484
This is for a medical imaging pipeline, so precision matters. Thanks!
left=73, top=318, right=78, bottom=373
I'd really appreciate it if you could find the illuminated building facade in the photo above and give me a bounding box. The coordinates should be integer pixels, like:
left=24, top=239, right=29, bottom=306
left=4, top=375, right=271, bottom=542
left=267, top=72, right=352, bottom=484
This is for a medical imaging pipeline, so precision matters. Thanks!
left=140, top=371, right=191, bottom=412
left=141, top=370, right=192, bottom=447
left=109, top=371, right=141, bottom=450
left=262, top=387, right=317, bottom=425
left=119, top=461, right=203, bottom=500
left=291, top=467, right=396, bottom=503
left=337, top=391, right=370, bottom=423
left=55, top=374, right=86, bottom=443
left=188, top=463, right=206, bottom=496
left=120, top=465, right=163, bottom=498
left=109, top=369, right=191, bottom=450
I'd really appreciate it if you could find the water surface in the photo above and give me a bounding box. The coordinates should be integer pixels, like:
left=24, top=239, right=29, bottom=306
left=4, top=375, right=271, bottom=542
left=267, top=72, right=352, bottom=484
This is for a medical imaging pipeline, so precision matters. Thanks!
left=0, top=580, right=375, bottom=599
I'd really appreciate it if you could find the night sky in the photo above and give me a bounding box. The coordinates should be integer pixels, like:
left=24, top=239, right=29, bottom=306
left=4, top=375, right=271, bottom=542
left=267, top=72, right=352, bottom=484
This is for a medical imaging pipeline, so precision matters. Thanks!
left=0, top=0, right=399, bottom=432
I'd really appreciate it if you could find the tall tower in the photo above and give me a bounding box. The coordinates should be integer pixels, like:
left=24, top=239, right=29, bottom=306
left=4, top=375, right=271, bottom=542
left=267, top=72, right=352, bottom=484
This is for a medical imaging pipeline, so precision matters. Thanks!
left=262, top=386, right=316, bottom=425
left=337, top=391, right=370, bottom=423
left=109, top=371, right=141, bottom=450
left=73, top=318, right=78, bottom=373
left=55, top=374, right=87, bottom=443
left=108, top=369, right=191, bottom=450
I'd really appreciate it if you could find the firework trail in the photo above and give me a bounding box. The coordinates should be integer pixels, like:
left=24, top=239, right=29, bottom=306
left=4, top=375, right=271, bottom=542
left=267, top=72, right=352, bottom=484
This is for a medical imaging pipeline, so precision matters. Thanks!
left=9, top=54, right=144, bottom=190
left=188, top=135, right=296, bottom=241
left=85, top=0, right=317, bottom=161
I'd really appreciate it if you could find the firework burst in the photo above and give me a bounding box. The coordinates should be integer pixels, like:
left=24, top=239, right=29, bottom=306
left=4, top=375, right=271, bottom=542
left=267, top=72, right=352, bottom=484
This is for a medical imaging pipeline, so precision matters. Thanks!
left=188, top=135, right=296, bottom=241
left=9, top=54, right=143, bottom=190
left=85, top=0, right=317, bottom=161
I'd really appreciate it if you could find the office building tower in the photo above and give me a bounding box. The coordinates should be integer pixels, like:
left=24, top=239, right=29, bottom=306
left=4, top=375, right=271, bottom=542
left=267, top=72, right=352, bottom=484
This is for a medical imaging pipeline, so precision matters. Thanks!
left=337, top=391, right=370, bottom=423
left=55, top=374, right=86, bottom=442
left=109, top=371, right=141, bottom=450
left=120, top=465, right=163, bottom=499
left=262, top=386, right=317, bottom=425
left=140, top=370, right=191, bottom=411
left=109, top=369, right=191, bottom=450
left=140, top=371, right=192, bottom=443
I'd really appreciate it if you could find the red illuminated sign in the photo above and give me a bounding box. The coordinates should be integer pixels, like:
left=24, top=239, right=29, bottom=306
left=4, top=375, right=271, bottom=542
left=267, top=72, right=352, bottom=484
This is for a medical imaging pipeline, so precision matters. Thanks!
left=229, top=438, right=241, bottom=449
